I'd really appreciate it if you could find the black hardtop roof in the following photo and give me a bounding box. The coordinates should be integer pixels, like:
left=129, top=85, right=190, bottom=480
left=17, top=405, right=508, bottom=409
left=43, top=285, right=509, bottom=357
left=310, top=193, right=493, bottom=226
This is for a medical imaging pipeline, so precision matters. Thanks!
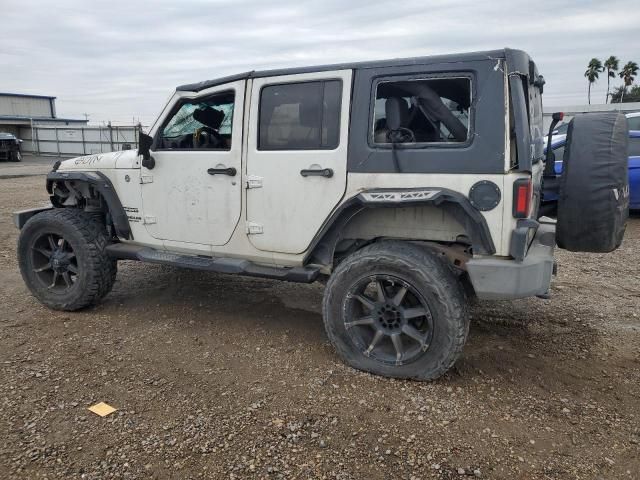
left=177, top=48, right=532, bottom=92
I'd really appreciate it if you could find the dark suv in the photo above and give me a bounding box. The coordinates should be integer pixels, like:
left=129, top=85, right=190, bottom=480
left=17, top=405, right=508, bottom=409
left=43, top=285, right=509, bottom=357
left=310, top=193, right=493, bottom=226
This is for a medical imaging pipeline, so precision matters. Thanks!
left=0, top=132, right=22, bottom=162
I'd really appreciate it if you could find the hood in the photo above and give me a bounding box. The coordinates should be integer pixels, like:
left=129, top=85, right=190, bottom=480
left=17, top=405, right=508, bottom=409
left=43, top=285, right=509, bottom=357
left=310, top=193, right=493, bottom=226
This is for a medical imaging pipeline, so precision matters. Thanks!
left=58, top=150, right=141, bottom=171
left=0, top=132, right=18, bottom=141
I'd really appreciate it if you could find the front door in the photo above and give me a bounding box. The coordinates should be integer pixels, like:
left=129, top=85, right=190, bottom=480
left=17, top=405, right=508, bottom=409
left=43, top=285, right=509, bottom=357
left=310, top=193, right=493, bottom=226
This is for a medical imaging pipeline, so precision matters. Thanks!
left=246, top=70, right=352, bottom=254
left=141, top=81, right=245, bottom=249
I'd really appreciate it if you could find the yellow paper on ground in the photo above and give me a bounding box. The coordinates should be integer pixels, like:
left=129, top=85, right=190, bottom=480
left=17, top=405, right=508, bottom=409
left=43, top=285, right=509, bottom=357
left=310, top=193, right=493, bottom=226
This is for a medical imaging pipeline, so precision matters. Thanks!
left=88, top=402, right=117, bottom=417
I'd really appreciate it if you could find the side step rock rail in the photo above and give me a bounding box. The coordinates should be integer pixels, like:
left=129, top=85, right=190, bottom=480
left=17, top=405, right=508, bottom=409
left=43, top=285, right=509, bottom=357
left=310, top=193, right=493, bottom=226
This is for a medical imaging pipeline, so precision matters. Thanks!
left=106, top=243, right=319, bottom=283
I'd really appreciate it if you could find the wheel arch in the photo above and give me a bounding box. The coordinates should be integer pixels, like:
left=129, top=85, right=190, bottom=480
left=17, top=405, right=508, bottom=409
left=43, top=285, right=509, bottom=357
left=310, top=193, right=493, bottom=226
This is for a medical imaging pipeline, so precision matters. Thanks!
left=46, top=171, right=132, bottom=240
left=304, top=188, right=495, bottom=267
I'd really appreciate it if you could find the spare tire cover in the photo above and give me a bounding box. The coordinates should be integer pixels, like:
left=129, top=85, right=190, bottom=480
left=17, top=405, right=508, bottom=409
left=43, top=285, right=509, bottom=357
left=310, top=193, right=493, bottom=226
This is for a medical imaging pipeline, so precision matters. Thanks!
left=556, top=112, right=629, bottom=252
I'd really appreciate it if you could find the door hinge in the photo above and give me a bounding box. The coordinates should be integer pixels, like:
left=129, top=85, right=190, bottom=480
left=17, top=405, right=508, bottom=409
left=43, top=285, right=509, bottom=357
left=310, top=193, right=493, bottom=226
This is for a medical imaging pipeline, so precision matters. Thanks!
left=246, top=175, right=263, bottom=189
left=143, top=215, right=157, bottom=225
left=246, top=222, right=263, bottom=234
left=140, top=175, right=154, bottom=184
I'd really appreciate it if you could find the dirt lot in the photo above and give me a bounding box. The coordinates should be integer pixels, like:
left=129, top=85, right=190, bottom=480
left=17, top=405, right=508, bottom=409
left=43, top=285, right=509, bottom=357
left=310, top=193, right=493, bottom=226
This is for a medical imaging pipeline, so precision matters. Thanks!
left=1, top=175, right=639, bottom=480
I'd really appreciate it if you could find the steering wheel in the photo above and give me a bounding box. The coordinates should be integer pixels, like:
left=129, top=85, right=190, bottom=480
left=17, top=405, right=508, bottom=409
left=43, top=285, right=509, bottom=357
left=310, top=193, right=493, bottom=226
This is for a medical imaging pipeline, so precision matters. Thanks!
left=387, top=127, right=415, bottom=144
left=194, top=127, right=223, bottom=148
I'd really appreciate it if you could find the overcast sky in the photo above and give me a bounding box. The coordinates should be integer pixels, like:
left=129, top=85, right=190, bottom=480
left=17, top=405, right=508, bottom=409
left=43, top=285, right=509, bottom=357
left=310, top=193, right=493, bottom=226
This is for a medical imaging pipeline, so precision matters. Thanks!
left=1, top=0, right=639, bottom=125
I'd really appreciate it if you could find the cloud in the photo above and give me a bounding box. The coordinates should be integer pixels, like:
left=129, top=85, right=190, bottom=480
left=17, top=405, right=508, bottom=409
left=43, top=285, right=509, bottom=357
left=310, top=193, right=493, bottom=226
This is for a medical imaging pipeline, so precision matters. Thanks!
left=1, top=0, right=638, bottom=124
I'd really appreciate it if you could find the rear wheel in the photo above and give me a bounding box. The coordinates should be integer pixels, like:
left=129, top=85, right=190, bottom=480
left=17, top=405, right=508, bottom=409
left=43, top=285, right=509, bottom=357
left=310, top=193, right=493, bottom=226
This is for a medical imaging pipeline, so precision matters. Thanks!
left=18, top=209, right=117, bottom=311
left=322, top=241, right=469, bottom=380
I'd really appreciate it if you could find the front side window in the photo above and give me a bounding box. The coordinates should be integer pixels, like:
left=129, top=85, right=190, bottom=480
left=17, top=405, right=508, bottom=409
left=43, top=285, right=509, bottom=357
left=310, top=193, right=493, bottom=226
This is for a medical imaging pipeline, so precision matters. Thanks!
left=159, top=91, right=234, bottom=150
left=259, top=80, right=341, bottom=150
left=372, top=77, right=471, bottom=145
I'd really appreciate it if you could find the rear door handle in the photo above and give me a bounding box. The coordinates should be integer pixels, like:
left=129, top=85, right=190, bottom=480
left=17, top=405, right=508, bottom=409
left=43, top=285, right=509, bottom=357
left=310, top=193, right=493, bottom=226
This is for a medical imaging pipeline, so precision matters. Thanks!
left=207, top=167, right=237, bottom=176
left=300, top=168, right=333, bottom=178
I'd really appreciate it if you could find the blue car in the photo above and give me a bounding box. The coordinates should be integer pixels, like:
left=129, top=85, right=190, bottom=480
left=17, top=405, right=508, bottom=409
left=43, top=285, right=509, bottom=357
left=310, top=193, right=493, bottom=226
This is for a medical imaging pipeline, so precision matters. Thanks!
left=545, top=130, right=640, bottom=210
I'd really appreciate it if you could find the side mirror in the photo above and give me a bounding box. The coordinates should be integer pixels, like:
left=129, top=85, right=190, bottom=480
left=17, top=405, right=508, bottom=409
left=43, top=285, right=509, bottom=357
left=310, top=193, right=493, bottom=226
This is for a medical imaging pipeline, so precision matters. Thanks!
left=137, top=131, right=155, bottom=170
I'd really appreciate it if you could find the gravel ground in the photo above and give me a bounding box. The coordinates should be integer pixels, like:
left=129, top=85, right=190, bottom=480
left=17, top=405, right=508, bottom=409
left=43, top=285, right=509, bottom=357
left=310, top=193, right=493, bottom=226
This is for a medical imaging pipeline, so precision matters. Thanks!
left=1, top=175, right=639, bottom=480
left=0, top=155, right=58, bottom=179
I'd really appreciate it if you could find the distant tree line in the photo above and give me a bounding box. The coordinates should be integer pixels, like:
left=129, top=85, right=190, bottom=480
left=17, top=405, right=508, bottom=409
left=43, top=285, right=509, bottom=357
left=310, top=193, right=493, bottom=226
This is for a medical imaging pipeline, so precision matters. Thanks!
left=584, top=56, right=638, bottom=104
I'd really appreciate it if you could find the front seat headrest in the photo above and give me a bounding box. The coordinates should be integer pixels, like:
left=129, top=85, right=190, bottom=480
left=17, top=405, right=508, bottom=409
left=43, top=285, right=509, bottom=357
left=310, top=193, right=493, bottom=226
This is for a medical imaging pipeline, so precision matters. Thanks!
left=193, top=106, right=225, bottom=130
left=385, top=97, right=409, bottom=130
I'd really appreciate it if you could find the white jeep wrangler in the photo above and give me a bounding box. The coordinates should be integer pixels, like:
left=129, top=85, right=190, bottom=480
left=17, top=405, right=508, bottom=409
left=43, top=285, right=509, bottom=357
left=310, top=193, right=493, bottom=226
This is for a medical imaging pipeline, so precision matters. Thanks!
left=14, top=49, right=629, bottom=380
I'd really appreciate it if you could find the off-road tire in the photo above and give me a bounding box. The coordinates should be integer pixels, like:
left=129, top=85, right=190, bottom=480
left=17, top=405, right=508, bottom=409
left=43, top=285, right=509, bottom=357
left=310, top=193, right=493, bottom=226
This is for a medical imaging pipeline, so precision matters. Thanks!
left=322, top=241, right=469, bottom=380
left=18, top=208, right=117, bottom=311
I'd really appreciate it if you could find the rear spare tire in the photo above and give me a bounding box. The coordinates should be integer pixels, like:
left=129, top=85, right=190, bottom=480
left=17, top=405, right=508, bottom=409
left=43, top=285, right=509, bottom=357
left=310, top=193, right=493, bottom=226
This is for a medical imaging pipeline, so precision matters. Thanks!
left=556, top=112, right=629, bottom=252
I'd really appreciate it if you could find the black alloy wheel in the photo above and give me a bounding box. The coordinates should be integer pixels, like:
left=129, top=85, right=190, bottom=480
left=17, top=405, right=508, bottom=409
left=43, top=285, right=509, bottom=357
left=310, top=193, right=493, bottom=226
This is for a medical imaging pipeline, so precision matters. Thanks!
left=343, top=275, right=434, bottom=366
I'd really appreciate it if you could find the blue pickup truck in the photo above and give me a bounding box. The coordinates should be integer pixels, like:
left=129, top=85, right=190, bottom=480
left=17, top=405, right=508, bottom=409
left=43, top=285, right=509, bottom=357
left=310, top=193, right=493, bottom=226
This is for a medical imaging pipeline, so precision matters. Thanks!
left=544, top=130, right=640, bottom=210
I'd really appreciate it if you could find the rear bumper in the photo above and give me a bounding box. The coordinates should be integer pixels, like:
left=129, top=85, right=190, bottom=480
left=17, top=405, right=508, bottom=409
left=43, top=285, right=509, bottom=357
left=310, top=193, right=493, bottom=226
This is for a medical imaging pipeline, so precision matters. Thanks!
left=466, top=222, right=556, bottom=300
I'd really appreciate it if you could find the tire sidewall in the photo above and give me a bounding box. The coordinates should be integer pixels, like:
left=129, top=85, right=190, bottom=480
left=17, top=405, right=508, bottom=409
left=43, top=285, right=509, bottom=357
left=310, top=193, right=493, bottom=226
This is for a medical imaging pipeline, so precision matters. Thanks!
left=323, top=245, right=467, bottom=379
left=19, top=213, right=97, bottom=309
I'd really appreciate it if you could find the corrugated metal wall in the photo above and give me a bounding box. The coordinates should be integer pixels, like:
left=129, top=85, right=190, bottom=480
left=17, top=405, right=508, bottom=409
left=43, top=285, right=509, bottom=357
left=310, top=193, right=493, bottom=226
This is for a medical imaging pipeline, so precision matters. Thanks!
left=0, top=96, right=52, bottom=118
left=19, top=125, right=140, bottom=156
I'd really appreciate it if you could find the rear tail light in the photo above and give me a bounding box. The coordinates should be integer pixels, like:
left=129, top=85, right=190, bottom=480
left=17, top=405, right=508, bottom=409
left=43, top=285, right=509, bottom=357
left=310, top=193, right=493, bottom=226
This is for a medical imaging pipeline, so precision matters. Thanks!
left=513, top=178, right=532, bottom=218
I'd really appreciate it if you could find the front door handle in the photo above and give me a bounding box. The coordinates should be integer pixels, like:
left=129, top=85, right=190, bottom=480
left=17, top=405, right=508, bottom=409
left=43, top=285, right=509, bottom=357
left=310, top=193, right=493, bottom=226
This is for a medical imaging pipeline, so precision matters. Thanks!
left=300, top=168, right=333, bottom=178
left=207, top=167, right=237, bottom=176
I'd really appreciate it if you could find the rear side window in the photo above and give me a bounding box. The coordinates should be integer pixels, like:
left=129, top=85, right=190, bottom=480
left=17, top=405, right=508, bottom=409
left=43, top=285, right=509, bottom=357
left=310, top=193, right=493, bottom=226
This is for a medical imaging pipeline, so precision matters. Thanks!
left=259, top=80, right=342, bottom=150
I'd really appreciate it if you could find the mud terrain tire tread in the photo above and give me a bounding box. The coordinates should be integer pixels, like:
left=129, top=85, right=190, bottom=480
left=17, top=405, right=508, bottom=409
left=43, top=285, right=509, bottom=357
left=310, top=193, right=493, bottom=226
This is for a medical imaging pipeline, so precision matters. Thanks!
left=322, top=241, right=469, bottom=380
left=18, top=208, right=117, bottom=311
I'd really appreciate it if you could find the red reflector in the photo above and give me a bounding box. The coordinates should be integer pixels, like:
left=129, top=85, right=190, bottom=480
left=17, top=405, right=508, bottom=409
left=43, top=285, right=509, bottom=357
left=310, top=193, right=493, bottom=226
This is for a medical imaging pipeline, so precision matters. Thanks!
left=513, top=179, right=532, bottom=218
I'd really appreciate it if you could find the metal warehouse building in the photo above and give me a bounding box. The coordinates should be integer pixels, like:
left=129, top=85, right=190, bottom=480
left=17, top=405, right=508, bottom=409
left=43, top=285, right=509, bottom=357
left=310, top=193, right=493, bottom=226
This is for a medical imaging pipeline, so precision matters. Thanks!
left=0, top=92, right=88, bottom=136
left=0, top=92, right=138, bottom=156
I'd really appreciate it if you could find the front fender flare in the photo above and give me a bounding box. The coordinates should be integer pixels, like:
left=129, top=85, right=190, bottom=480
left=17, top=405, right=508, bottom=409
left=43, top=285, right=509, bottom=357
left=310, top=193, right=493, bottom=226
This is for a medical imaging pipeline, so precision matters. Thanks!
left=46, top=171, right=132, bottom=240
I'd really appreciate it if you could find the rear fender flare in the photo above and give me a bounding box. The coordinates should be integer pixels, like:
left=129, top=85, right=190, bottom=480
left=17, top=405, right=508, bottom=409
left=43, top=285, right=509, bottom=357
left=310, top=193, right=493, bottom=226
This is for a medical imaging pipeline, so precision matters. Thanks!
left=305, top=187, right=495, bottom=266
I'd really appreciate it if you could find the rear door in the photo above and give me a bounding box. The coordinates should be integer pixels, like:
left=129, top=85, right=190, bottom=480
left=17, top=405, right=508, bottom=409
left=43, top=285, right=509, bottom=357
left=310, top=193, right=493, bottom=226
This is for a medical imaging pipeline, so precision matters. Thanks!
left=245, top=70, right=352, bottom=254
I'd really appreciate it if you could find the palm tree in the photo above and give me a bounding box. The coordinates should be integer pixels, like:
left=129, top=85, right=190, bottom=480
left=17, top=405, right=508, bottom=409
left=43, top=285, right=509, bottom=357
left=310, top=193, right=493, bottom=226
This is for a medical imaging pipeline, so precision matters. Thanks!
left=604, top=56, right=619, bottom=103
left=618, top=61, right=639, bottom=102
left=584, top=58, right=603, bottom=104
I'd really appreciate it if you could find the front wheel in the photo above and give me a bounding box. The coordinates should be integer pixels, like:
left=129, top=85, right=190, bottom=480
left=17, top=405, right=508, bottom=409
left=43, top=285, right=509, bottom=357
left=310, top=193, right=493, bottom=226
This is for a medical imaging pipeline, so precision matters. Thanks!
left=322, top=241, right=469, bottom=380
left=17, top=209, right=117, bottom=311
